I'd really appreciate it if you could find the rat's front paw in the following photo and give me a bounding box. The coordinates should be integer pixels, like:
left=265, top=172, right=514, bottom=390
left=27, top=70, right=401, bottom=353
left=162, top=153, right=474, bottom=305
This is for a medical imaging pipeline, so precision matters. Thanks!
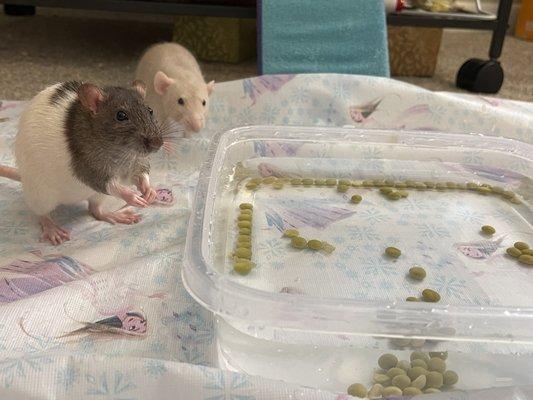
left=142, top=187, right=157, bottom=204
left=121, top=189, right=148, bottom=208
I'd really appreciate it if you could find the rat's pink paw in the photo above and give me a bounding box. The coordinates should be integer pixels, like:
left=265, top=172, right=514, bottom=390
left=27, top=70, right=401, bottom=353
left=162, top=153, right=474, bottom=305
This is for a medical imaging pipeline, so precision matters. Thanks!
left=142, top=187, right=157, bottom=204
left=121, top=189, right=148, bottom=208
left=93, top=209, right=142, bottom=225
left=40, top=217, right=70, bottom=245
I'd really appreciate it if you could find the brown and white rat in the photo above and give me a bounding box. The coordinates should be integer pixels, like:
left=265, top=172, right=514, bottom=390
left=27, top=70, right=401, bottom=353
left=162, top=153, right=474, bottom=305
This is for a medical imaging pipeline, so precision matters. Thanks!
left=0, top=81, right=163, bottom=245
left=135, top=42, right=215, bottom=136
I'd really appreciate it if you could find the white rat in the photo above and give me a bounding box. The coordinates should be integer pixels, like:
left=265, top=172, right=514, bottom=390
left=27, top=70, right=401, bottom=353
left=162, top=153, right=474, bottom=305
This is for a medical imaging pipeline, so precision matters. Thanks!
left=135, top=42, right=215, bottom=136
left=0, top=81, right=163, bottom=245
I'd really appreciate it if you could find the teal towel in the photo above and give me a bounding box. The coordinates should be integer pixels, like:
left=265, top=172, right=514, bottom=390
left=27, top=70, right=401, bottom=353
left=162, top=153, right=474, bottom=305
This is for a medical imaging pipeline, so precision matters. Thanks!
left=259, top=0, right=390, bottom=77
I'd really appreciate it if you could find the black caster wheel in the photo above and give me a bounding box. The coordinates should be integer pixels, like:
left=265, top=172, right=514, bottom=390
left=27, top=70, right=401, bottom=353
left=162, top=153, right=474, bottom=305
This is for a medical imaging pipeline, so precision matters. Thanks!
left=4, top=4, right=36, bottom=15
left=456, top=58, right=504, bottom=94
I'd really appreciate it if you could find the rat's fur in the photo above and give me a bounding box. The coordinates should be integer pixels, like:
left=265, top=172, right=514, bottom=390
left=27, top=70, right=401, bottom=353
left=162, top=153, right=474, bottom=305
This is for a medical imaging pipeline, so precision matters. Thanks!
left=135, top=42, right=214, bottom=136
left=2, top=81, right=163, bottom=245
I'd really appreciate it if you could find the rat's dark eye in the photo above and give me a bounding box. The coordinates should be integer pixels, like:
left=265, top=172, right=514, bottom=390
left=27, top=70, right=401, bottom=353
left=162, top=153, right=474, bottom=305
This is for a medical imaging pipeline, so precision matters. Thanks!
left=177, top=98, right=185, bottom=106
left=116, top=111, right=128, bottom=121
left=147, top=107, right=153, bottom=115
left=202, top=100, right=206, bottom=107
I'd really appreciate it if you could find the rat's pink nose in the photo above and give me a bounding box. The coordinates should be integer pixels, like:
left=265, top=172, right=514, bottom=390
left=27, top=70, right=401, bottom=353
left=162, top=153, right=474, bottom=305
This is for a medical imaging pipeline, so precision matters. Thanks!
left=187, top=116, right=205, bottom=133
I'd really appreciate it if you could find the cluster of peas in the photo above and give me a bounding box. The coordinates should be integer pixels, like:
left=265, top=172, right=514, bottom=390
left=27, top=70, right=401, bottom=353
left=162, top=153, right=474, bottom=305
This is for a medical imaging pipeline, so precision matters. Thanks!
left=232, top=203, right=256, bottom=275
left=244, top=176, right=522, bottom=205
left=480, top=225, right=533, bottom=266
left=347, top=351, right=458, bottom=398
left=282, top=228, right=335, bottom=254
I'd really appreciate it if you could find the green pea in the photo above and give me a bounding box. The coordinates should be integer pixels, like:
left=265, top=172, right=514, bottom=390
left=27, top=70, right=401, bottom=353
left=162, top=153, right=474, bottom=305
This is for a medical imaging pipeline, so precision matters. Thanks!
left=273, top=181, right=284, bottom=190
left=398, top=190, right=409, bottom=198
left=426, top=371, right=443, bottom=389
left=436, top=183, right=447, bottom=190
left=522, top=249, right=533, bottom=256
left=387, top=192, right=401, bottom=201
left=407, top=367, right=427, bottom=381
left=351, top=181, right=362, bottom=187
left=322, top=242, right=336, bottom=254
left=429, top=351, right=448, bottom=360
left=392, top=374, right=411, bottom=390
left=234, top=260, right=253, bottom=275
left=378, top=353, right=398, bottom=370
left=368, top=384, right=383, bottom=399
left=507, top=247, right=522, bottom=257
left=239, top=203, right=253, bottom=210
left=374, top=180, right=387, bottom=187
left=410, top=359, right=427, bottom=369
left=443, top=370, right=459, bottom=386
left=245, top=182, right=258, bottom=190
left=410, top=351, right=430, bottom=363
left=338, top=179, right=351, bottom=186
left=350, top=194, right=362, bottom=204
left=325, top=178, right=337, bottom=186
left=347, top=383, right=367, bottom=398
left=424, top=388, right=441, bottom=394
left=424, top=181, right=436, bottom=189
left=237, top=234, right=251, bottom=242
left=405, top=180, right=416, bottom=188
left=337, top=184, right=349, bottom=193
left=396, top=360, right=411, bottom=372
left=467, top=182, right=479, bottom=190
left=518, top=255, right=533, bottom=265
left=386, top=367, right=407, bottom=379
left=238, top=221, right=251, bottom=229
left=235, top=247, right=252, bottom=259
left=237, top=241, right=251, bottom=249
left=290, top=178, right=302, bottom=186
left=509, top=197, right=522, bottom=204
left=239, top=228, right=251, bottom=235
left=291, top=236, right=307, bottom=249
left=403, top=387, right=422, bottom=397
left=262, top=176, right=276, bottom=184
left=395, top=182, right=408, bottom=189
left=406, top=296, right=419, bottom=302
left=382, top=386, right=403, bottom=398
left=283, top=229, right=299, bottom=238
left=477, top=187, right=491, bottom=195
left=314, top=179, right=326, bottom=186
left=238, top=214, right=252, bottom=221
left=385, top=247, right=401, bottom=258
left=514, top=242, right=529, bottom=250
left=409, top=266, right=426, bottom=280
left=240, top=209, right=252, bottom=215
left=427, top=357, right=446, bottom=373
left=411, top=375, right=426, bottom=390
left=380, top=187, right=394, bottom=195
left=362, top=180, right=374, bottom=187
left=302, top=178, right=314, bottom=186
left=249, top=178, right=262, bottom=185
left=446, top=182, right=457, bottom=189
left=373, top=373, right=391, bottom=385
left=422, top=289, right=441, bottom=302
left=307, top=239, right=323, bottom=250
left=415, top=182, right=427, bottom=190
left=481, top=225, right=495, bottom=235
left=502, top=190, right=516, bottom=199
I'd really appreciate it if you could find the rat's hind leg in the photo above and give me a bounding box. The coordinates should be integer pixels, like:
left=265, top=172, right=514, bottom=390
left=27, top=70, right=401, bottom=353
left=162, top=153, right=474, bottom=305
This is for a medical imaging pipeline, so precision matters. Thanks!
left=40, top=216, right=70, bottom=245
left=88, top=194, right=141, bottom=225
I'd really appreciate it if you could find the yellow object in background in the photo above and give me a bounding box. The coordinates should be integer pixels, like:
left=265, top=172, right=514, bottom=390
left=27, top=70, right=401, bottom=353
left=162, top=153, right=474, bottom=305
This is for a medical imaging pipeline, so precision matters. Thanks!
left=172, top=16, right=256, bottom=63
left=516, top=0, right=533, bottom=41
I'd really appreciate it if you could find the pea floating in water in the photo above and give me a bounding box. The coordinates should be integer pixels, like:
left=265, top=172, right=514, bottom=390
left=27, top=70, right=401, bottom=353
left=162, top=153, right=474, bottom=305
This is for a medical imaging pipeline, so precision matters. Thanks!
left=291, top=178, right=302, bottom=186
left=347, top=383, right=367, bottom=398
left=249, top=178, right=262, bottom=185
left=234, top=260, right=253, bottom=275
left=351, top=181, right=362, bottom=187
left=237, top=234, right=251, bottom=243
left=411, top=375, right=426, bottom=390
left=481, top=225, right=495, bottom=235
left=406, top=297, right=419, bottom=302
left=514, top=242, right=529, bottom=250
left=467, top=182, right=478, bottom=190
left=518, top=255, right=533, bottom=265
left=382, top=386, right=403, bottom=398
left=506, top=247, right=522, bottom=257
left=262, top=176, right=276, bottom=184
left=239, top=203, right=253, bottom=210
left=427, top=357, right=446, bottom=373
left=272, top=181, right=284, bottom=190
left=368, top=384, right=383, bottom=399
left=443, top=370, right=459, bottom=386
left=522, top=249, right=533, bottom=256
left=426, top=371, right=444, bottom=389
left=373, top=373, right=391, bottom=385
left=387, top=367, right=407, bottom=379
left=403, top=387, right=422, bottom=396
left=410, top=351, right=430, bottom=363
left=326, top=178, right=337, bottom=186
left=415, top=182, right=427, bottom=190
left=396, top=360, right=411, bottom=371
left=238, top=214, right=252, bottom=221
left=502, top=190, right=516, bottom=199
left=314, top=179, right=326, bottom=186
left=477, top=187, right=491, bottom=195
left=239, top=228, right=251, bottom=235
left=429, top=351, right=448, bottom=360
left=238, top=241, right=251, bottom=249
left=405, top=180, right=416, bottom=188
left=436, top=183, right=447, bottom=190
left=409, top=266, right=426, bottom=280
left=245, top=182, right=258, bottom=190
left=283, top=229, right=299, bottom=238
left=302, top=178, right=314, bottom=186
left=387, top=192, right=401, bottom=201
left=385, top=247, right=401, bottom=258
left=291, top=237, right=307, bottom=249
left=398, top=190, right=409, bottom=198
left=235, top=247, right=252, bottom=259
left=337, top=184, right=349, bottom=193
left=307, top=239, right=323, bottom=250
left=322, top=242, right=336, bottom=254
left=422, top=289, right=441, bottom=302
left=338, top=179, right=351, bottom=186
left=407, top=367, right=427, bottom=381
left=395, top=182, right=408, bottom=189
left=410, top=359, right=427, bottom=369
left=391, top=374, right=411, bottom=390
left=238, top=221, right=251, bottom=229
left=351, top=194, right=362, bottom=204
left=240, top=209, right=252, bottom=215
left=424, top=388, right=441, bottom=394
left=378, top=353, right=398, bottom=370
left=363, top=180, right=374, bottom=187
left=380, top=187, right=394, bottom=195
left=424, top=181, right=436, bottom=189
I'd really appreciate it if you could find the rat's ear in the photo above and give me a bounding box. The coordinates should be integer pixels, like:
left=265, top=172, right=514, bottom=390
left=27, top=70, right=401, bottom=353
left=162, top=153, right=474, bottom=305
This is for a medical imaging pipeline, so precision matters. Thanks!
left=154, top=71, right=174, bottom=96
left=78, top=83, right=104, bottom=115
left=132, top=79, right=146, bottom=99
left=207, top=80, right=215, bottom=95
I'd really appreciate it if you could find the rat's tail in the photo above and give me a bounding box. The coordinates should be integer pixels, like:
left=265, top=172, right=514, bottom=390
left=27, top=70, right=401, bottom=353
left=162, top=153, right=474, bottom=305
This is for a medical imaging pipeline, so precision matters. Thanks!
left=0, top=164, right=21, bottom=181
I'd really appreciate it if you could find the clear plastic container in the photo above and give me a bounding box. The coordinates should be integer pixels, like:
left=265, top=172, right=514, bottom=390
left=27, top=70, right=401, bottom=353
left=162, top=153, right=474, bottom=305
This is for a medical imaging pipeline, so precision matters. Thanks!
left=183, top=126, right=533, bottom=393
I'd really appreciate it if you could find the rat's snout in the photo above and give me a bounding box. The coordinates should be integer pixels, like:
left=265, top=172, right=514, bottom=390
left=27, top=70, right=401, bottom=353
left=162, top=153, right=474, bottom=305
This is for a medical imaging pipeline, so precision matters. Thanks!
left=185, top=115, right=205, bottom=133
left=143, top=136, right=163, bottom=152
